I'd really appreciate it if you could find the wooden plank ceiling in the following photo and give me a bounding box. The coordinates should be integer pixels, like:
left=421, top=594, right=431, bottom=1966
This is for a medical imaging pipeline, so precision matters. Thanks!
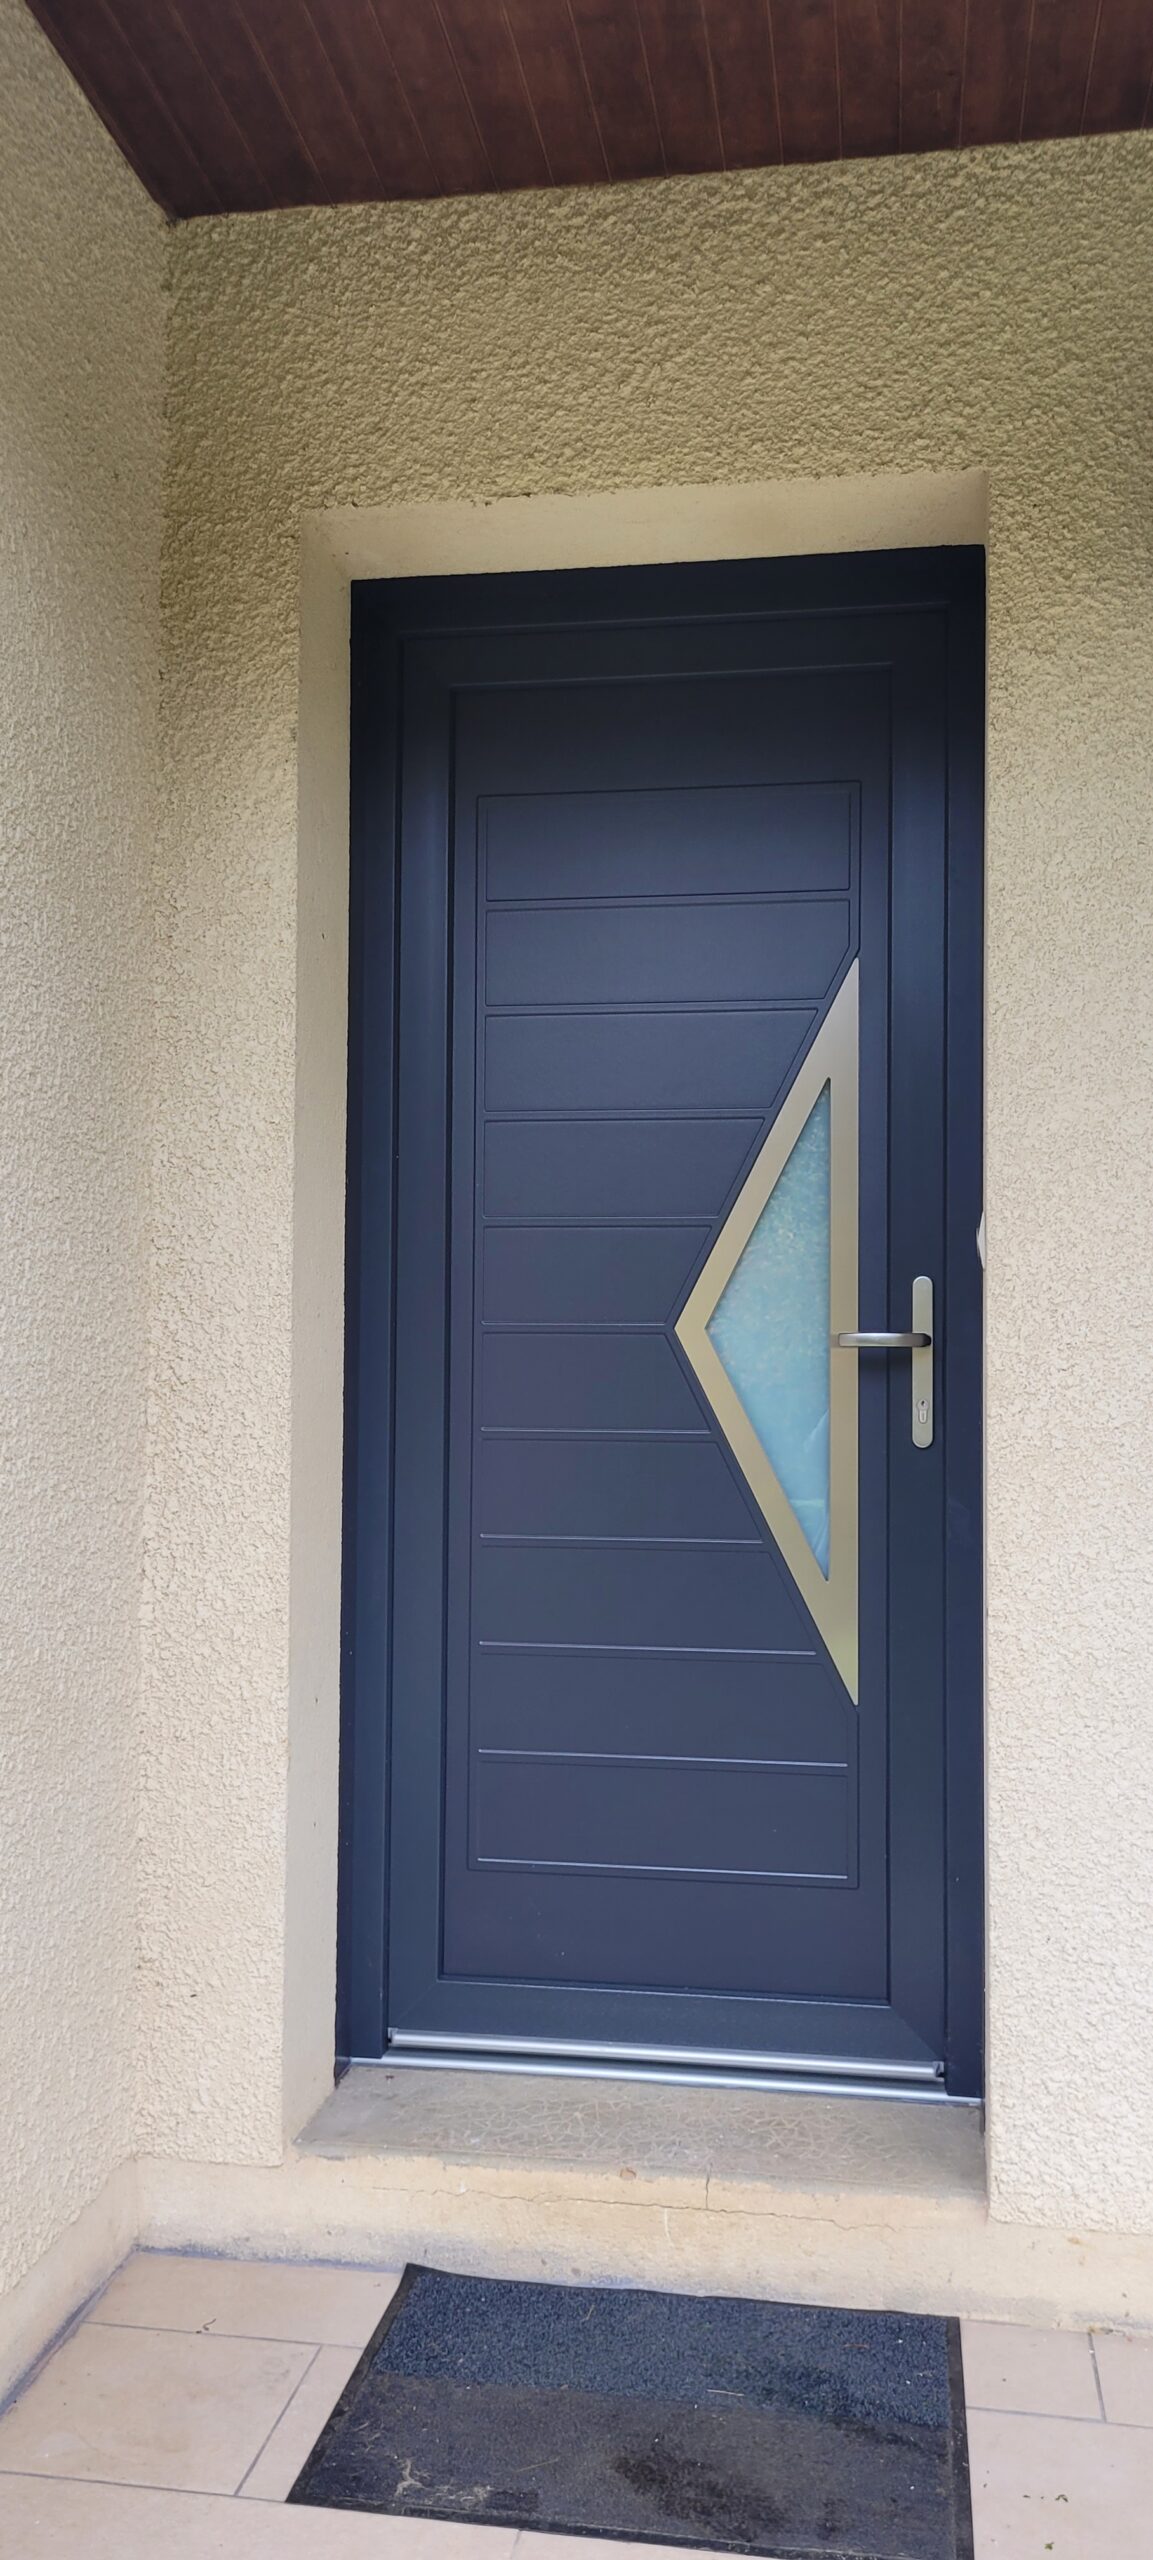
left=27, top=0, right=1153, bottom=220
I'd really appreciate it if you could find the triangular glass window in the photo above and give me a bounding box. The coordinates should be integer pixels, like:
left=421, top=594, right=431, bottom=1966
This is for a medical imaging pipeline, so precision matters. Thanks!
left=675, top=965, right=859, bottom=1699
left=706, top=1087, right=830, bottom=1573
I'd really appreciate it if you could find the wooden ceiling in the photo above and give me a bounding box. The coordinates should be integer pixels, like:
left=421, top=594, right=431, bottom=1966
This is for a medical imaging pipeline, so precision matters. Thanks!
left=27, top=0, right=1153, bottom=221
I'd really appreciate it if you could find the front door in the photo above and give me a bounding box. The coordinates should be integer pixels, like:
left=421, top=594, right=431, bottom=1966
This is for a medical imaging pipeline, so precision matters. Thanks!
left=341, top=551, right=983, bottom=2097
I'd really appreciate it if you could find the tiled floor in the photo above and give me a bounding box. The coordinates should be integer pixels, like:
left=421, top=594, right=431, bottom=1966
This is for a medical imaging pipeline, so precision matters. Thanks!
left=0, top=2253, right=1150, bottom=2556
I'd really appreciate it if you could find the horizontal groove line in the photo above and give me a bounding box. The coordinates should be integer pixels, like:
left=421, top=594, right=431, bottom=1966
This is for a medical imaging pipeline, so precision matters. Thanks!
left=479, top=777, right=856, bottom=798
left=485, top=1000, right=826, bottom=1017
left=482, top=1110, right=766, bottom=1123
left=476, top=1111, right=773, bottom=1121
left=474, top=1858, right=849, bottom=1884
left=476, top=1643, right=815, bottom=1660
left=481, top=1324, right=673, bottom=1335
left=479, top=1430, right=712, bottom=1442
left=480, top=1109, right=779, bottom=1122
left=477, top=1750, right=847, bottom=1773
left=392, top=604, right=921, bottom=638
left=484, top=890, right=850, bottom=912
left=482, top=1217, right=718, bottom=1230
left=477, top=1536, right=761, bottom=1550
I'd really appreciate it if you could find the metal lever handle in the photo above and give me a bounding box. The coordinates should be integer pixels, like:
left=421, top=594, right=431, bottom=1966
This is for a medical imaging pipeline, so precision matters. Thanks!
left=832, top=1278, right=935, bottom=1448
left=833, top=1331, right=930, bottom=1349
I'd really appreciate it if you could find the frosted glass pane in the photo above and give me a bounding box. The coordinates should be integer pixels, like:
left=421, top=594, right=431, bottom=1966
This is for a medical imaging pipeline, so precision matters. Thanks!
left=706, top=1086, right=831, bottom=1573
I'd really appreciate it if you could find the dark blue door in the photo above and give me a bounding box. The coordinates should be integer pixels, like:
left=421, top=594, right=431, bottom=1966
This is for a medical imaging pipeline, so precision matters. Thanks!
left=341, top=553, right=984, bottom=2095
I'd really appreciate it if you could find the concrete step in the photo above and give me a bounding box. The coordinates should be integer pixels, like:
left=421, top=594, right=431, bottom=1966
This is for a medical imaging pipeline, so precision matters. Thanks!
left=136, top=2068, right=1153, bottom=2327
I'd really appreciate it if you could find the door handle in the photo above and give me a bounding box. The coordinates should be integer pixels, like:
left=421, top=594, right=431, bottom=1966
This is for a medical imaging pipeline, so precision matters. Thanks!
left=832, top=1278, right=934, bottom=1448
left=833, top=1331, right=929, bottom=1349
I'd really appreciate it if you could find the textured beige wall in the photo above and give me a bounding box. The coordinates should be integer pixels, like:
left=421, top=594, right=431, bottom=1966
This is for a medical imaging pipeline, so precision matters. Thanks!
left=0, top=0, right=164, bottom=2298
left=156, top=134, right=1153, bottom=2227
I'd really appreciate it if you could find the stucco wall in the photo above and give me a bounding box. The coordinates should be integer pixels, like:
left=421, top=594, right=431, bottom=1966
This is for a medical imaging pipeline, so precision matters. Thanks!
left=156, top=133, right=1153, bottom=2228
left=0, top=0, right=164, bottom=2301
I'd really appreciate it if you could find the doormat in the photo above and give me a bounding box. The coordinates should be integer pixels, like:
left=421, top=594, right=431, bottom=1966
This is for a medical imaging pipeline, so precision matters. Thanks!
left=290, top=2265, right=973, bottom=2560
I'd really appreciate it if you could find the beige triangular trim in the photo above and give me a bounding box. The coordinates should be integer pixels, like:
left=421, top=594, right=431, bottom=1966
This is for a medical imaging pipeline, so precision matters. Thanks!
left=675, top=963, right=859, bottom=1701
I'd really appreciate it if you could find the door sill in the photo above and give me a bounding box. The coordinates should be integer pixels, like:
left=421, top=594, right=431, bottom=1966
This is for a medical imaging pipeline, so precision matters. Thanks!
left=304, top=2066, right=987, bottom=2213
left=361, top=2045, right=972, bottom=2107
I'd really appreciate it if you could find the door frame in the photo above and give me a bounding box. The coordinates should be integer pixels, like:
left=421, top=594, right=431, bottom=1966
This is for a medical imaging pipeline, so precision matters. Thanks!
left=336, top=545, right=985, bottom=2099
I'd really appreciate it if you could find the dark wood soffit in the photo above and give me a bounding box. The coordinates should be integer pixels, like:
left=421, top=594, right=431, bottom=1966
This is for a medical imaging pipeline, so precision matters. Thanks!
left=27, top=0, right=1153, bottom=221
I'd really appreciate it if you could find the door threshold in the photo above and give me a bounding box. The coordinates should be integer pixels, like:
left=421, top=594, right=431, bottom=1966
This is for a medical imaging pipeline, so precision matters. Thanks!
left=303, top=2064, right=987, bottom=2218
left=361, top=2046, right=975, bottom=2107
left=389, top=2028, right=942, bottom=2083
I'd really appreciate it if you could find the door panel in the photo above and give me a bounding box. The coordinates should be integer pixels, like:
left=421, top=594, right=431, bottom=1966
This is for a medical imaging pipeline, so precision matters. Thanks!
left=477, top=1435, right=760, bottom=1542
left=340, top=551, right=985, bottom=2094
left=472, top=1755, right=851, bottom=1884
left=479, top=1330, right=707, bottom=1433
left=484, top=1008, right=816, bottom=1114
left=484, top=783, right=853, bottom=901
left=483, top=1118, right=763, bottom=1221
left=484, top=894, right=852, bottom=1006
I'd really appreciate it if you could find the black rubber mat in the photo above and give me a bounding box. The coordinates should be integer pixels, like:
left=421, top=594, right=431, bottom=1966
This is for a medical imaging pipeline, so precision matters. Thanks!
left=290, top=2265, right=973, bottom=2559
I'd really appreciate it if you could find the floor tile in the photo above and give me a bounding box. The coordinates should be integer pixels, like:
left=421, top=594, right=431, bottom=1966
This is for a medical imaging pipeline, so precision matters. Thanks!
left=0, top=2321, right=313, bottom=2493
left=92, top=2252, right=402, bottom=2348
left=1090, top=2329, right=1153, bottom=2428
left=962, top=2321, right=1102, bottom=2420
left=0, top=2473, right=523, bottom=2556
left=967, top=2406, right=1153, bottom=2558
left=241, top=2343, right=361, bottom=2499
